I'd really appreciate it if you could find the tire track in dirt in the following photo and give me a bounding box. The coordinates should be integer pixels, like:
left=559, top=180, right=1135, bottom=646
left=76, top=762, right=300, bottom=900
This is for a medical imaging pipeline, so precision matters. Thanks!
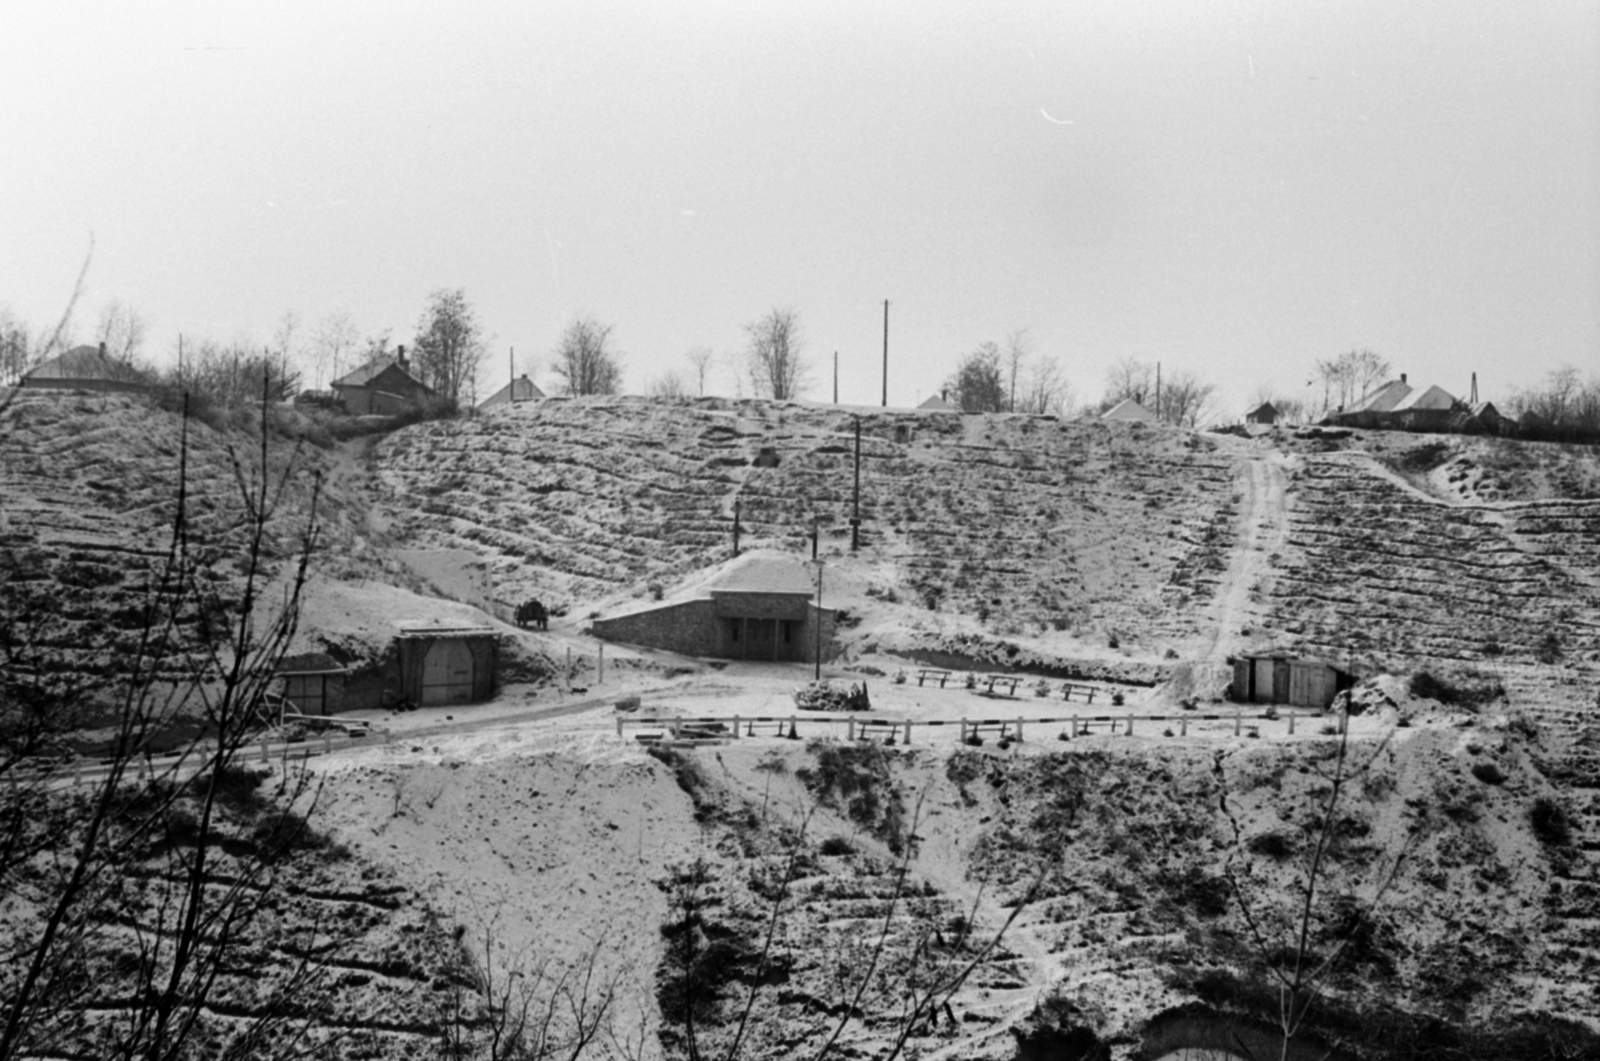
left=1199, top=445, right=1292, bottom=664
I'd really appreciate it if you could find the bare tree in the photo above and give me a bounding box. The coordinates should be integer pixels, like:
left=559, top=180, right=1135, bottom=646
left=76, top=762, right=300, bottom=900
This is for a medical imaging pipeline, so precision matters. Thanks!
left=1016, top=356, right=1074, bottom=417
left=1, top=373, right=331, bottom=1061
left=743, top=308, right=807, bottom=400
left=96, top=300, right=149, bottom=361
left=552, top=317, right=623, bottom=396
left=1314, top=349, right=1391, bottom=414
left=1220, top=725, right=1415, bottom=1061
left=1159, top=369, right=1218, bottom=428
left=1003, top=329, right=1032, bottom=412
left=0, top=307, right=33, bottom=386
left=414, top=288, right=486, bottom=402
left=313, top=309, right=360, bottom=390
left=648, top=371, right=689, bottom=399
left=1103, top=357, right=1155, bottom=410
left=943, top=342, right=1005, bottom=413
left=686, top=347, right=714, bottom=397
left=33, top=235, right=94, bottom=364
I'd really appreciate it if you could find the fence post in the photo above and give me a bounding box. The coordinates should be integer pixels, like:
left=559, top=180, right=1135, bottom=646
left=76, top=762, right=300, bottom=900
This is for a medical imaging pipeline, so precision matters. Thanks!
left=1339, top=708, right=1348, bottom=734
left=847, top=717, right=856, bottom=742
left=566, top=647, right=573, bottom=690
left=598, top=643, right=604, bottom=684
left=1180, top=716, right=1188, bottom=737
left=903, top=721, right=912, bottom=744
left=732, top=715, right=741, bottom=739
left=1127, top=714, right=1134, bottom=736
left=1288, top=711, right=1295, bottom=736
left=616, top=715, right=624, bottom=737
left=1016, top=717, right=1024, bottom=742
left=1235, top=710, right=1242, bottom=737
left=261, top=738, right=270, bottom=764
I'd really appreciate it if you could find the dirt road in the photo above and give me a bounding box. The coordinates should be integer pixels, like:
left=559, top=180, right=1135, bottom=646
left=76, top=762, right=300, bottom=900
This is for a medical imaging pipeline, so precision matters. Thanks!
left=1198, top=442, right=1293, bottom=664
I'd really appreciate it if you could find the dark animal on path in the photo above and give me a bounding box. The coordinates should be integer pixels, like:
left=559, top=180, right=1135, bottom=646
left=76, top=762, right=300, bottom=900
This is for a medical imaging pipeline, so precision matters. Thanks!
left=515, top=598, right=549, bottom=630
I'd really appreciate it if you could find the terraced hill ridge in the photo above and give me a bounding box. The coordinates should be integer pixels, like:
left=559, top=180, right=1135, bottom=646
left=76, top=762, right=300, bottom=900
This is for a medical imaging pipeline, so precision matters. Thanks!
left=373, top=396, right=1243, bottom=661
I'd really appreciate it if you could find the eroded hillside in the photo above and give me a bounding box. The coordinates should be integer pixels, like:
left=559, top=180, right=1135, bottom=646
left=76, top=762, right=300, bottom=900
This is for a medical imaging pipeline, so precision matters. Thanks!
left=308, top=703, right=1600, bottom=1061
left=373, top=397, right=1241, bottom=659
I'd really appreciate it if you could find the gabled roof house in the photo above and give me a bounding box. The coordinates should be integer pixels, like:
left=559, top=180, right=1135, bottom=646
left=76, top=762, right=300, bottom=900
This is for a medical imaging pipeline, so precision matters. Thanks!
left=21, top=343, right=150, bottom=394
left=330, top=347, right=436, bottom=415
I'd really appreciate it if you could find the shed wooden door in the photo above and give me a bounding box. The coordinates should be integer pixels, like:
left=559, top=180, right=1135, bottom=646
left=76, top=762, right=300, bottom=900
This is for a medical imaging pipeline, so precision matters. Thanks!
left=1289, top=662, right=1334, bottom=708
left=422, top=640, right=475, bottom=705
left=1252, top=659, right=1275, bottom=703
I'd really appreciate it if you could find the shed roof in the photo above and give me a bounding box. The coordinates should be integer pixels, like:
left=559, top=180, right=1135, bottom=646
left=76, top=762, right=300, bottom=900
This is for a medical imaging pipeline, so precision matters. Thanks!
left=917, top=393, right=959, bottom=411
left=1245, top=402, right=1278, bottom=419
left=707, top=555, right=817, bottom=595
left=1389, top=383, right=1457, bottom=412
left=1101, top=397, right=1157, bottom=422
left=394, top=619, right=498, bottom=639
left=277, top=652, right=345, bottom=675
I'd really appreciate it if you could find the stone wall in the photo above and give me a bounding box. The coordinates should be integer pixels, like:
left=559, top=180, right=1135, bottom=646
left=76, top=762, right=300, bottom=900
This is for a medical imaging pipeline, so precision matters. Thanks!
left=592, top=600, right=721, bottom=657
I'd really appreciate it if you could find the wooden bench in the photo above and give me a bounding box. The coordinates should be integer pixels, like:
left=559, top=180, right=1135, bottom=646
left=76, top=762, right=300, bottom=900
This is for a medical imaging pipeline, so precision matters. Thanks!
left=916, top=668, right=953, bottom=688
left=745, top=718, right=799, bottom=739
left=961, top=720, right=1021, bottom=745
left=1060, top=683, right=1098, bottom=704
left=981, top=675, right=1024, bottom=698
left=854, top=719, right=904, bottom=744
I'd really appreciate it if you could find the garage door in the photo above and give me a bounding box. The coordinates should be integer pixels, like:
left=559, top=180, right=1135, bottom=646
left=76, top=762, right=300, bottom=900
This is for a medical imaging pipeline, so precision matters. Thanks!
left=421, top=640, right=475, bottom=705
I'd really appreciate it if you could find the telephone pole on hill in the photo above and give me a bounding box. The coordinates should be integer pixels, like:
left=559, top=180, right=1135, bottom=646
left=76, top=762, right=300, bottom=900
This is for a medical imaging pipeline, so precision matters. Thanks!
left=881, top=300, right=889, bottom=407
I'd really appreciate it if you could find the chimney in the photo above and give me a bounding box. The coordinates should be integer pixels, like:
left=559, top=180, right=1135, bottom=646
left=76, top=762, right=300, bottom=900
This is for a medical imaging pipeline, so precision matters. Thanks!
left=98, top=341, right=107, bottom=357
left=941, top=389, right=948, bottom=402
left=396, top=345, right=408, bottom=371
left=1400, top=372, right=1407, bottom=385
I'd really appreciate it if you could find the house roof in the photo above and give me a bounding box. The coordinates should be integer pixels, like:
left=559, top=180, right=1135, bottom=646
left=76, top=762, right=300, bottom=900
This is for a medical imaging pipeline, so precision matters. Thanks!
left=480, top=374, right=546, bottom=408
left=1101, top=397, right=1157, bottom=423
left=707, top=555, right=818, bottom=596
left=1389, top=384, right=1457, bottom=412
left=26, top=344, right=147, bottom=383
left=917, top=393, right=958, bottom=411
left=1245, top=402, right=1278, bottom=418
left=331, top=357, right=430, bottom=392
left=1349, top=379, right=1412, bottom=413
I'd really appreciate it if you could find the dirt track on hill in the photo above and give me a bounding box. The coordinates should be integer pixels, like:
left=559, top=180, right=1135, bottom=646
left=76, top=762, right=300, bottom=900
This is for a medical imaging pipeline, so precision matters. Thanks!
left=1198, top=442, right=1292, bottom=664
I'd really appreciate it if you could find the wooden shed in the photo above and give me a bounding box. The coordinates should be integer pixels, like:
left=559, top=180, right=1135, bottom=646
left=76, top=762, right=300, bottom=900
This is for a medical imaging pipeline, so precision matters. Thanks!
left=1232, top=653, right=1354, bottom=709
left=395, top=620, right=498, bottom=706
left=276, top=652, right=346, bottom=716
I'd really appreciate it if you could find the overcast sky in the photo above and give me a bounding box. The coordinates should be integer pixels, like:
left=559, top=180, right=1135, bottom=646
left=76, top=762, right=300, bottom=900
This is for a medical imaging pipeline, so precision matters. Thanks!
left=3, top=1, right=1596, bottom=415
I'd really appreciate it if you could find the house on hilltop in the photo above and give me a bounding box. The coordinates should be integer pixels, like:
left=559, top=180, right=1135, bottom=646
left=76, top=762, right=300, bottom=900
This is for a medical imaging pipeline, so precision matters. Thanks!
left=1328, top=373, right=1463, bottom=431
left=20, top=343, right=150, bottom=394
left=479, top=374, right=545, bottom=411
left=330, top=346, right=436, bottom=415
left=917, top=391, right=959, bottom=411
left=1244, top=402, right=1279, bottom=425
left=592, top=553, right=838, bottom=663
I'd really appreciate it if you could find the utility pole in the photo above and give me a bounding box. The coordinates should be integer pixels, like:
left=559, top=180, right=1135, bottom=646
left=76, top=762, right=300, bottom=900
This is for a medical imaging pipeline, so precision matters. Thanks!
left=732, top=497, right=742, bottom=557
left=509, top=346, right=515, bottom=400
left=881, top=300, right=889, bottom=407
left=851, top=416, right=862, bottom=552
left=1156, top=361, right=1162, bottom=422
left=833, top=351, right=838, bottom=404
left=812, top=559, right=825, bottom=681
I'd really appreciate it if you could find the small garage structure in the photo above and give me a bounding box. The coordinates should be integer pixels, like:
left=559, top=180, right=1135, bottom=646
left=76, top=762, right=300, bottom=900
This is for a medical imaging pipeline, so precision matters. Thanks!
left=1232, top=653, right=1355, bottom=709
left=592, top=555, right=838, bottom=663
left=395, top=620, right=498, bottom=706
left=276, top=652, right=346, bottom=716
